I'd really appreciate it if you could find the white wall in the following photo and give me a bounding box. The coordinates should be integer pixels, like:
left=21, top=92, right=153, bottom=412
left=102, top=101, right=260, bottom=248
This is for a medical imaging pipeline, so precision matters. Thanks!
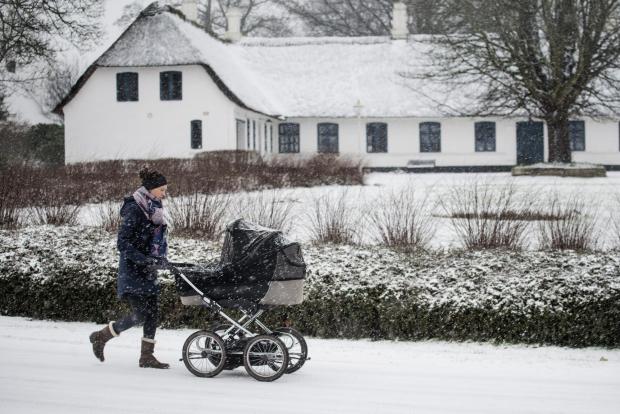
left=572, top=119, right=620, bottom=165
left=287, top=117, right=518, bottom=168
left=64, top=65, right=238, bottom=163
left=64, top=66, right=620, bottom=167
left=277, top=117, right=620, bottom=167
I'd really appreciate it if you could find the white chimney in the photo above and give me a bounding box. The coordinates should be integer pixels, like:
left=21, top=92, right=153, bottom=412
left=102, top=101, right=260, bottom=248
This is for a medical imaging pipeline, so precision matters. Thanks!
left=180, top=0, right=198, bottom=23
left=223, top=7, right=243, bottom=42
left=391, top=2, right=409, bottom=40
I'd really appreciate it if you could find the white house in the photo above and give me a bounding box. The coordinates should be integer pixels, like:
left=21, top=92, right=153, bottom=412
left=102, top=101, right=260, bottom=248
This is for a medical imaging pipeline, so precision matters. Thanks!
left=54, top=1, right=620, bottom=170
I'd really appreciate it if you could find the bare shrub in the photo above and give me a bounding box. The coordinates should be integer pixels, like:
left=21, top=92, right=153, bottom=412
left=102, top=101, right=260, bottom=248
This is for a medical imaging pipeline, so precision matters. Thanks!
left=95, top=201, right=122, bottom=233
left=538, top=194, right=599, bottom=251
left=28, top=200, right=81, bottom=226
left=4, top=153, right=364, bottom=210
left=369, top=185, right=436, bottom=252
left=0, top=163, right=34, bottom=228
left=611, top=194, right=620, bottom=247
left=306, top=188, right=358, bottom=244
left=167, top=191, right=231, bottom=240
left=232, top=190, right=295, bottom=232
left=441, top=180, right=532, bottom=250
left=268, top=154, right=364, bottom=187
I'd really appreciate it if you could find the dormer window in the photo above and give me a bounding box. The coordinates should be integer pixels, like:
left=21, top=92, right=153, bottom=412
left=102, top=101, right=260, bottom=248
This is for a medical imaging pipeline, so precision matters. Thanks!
left=160, top=71, right=182, bottom=101
left=116, top=72, right=138, bottom=102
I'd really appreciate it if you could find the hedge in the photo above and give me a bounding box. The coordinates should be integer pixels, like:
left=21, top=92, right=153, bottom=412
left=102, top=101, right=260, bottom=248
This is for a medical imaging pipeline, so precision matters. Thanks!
left=1, top=226, right=619, bottom=347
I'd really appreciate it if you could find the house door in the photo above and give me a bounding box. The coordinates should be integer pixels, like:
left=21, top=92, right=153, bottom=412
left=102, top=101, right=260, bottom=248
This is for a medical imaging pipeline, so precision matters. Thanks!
left=236, top=119, right=246, bottom=150
left=516, top=121, right=544, bottom=165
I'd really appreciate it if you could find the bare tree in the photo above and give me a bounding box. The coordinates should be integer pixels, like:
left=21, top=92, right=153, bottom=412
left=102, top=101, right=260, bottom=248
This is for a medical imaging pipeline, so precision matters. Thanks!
left=421, top=0, right=620, bottom=163
left=200, top=0, right=293, bottom=37
left=0, top=0, right=103, bottom=81
left=0, top=88, right=9, bottom=120
left=114, top=1, right=146, bottom=29
left=37, top=59, right=80, bottom=113
left=274, top=0, right=393, bottom=36
left=273, top=0, right=454, bottom=36
left=115, top=0, right=292, bottom=37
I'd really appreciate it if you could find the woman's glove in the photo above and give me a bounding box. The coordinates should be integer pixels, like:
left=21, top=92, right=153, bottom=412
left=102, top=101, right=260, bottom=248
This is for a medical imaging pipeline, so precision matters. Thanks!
left=145, top=257, right=167, bottom=273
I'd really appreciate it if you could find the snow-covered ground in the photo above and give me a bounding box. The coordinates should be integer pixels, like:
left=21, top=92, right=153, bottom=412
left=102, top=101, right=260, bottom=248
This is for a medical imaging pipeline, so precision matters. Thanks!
left=0, top=316, right=618, bottom=414
left=77, top=171, right=620, bottom=250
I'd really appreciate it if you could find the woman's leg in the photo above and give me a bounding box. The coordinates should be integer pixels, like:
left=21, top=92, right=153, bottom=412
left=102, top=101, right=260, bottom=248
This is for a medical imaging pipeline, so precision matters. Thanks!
left=137, top=295, right=168, bottom=369
left=141, top=295, right=159, bottom=339
left=113, top=294, right=153, bottom=335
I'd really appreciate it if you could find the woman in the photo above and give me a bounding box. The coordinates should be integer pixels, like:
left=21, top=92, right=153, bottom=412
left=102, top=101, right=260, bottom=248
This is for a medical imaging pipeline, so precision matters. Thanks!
left=89, top=167, right=170, bottom=369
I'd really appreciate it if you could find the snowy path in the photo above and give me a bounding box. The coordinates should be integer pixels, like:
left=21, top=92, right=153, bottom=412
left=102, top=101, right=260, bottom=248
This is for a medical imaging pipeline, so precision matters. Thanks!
left=0, top=317, right=618, bottom=414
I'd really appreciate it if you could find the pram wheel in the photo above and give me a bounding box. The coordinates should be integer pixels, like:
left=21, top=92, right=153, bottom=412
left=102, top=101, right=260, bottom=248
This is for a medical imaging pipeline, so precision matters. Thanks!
left=273, top=327, right=308, bottom=374
left=182, top=331, right=227, bottom=378
left=243, top=335, right=289, bottom=382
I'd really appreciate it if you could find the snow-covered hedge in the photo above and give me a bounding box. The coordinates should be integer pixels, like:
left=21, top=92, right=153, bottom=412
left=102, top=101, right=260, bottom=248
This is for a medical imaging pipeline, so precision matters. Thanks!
left=1, top=226, right=619, bottom=347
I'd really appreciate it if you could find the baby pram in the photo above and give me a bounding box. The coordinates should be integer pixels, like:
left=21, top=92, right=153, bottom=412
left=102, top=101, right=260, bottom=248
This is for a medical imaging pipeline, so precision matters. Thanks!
left=168, top=219, right=308, bottom=382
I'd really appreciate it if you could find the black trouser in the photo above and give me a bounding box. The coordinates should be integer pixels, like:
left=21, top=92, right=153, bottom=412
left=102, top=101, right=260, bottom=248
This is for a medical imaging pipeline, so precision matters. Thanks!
left=112, top=294, right=159, bottom=339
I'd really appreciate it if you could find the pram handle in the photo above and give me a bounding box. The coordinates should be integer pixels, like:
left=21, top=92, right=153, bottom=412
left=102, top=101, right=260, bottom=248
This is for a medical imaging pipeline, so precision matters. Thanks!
left=164, top=262, right=223, bottom=313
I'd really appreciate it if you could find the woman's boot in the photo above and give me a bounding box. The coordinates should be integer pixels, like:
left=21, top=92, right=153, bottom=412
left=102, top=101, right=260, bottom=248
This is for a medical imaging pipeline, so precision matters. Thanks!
left=89, top=322, right=119, bottom=362
left=139, top=338, right=170, bottom=369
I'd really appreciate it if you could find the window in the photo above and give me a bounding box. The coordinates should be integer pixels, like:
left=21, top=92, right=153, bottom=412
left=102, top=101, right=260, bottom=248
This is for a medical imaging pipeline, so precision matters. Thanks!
left=264, top=124, right=268, bottom=152
left=252, top=120, right=257, bottom=149
left=317, top=123, right=339, bottom=153
left=116, top=72, right=138, bottom=102
left=279, top=123, right=300, bottom=153
left=475, top=121, right=496, bottom=152
left=367, top=123, right=388, bottom=153
left=246, top=118, right=251, bottom=149
left=160, top=71, right=182, bottom=100
left=569, top=120, right=585, bottom=151
left=190, top=120, right=202, bottom=149
left=6, top=60, right=16, bottom=74
left=420, top=122, right=441, bottom=152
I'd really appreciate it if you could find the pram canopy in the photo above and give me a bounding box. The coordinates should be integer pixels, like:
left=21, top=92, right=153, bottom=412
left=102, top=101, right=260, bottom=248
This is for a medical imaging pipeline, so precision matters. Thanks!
left=174, top=219, right=306, bottom=308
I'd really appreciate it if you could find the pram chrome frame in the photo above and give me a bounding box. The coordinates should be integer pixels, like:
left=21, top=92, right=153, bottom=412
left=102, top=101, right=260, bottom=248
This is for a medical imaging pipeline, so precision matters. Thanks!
left=169, top=264, right=270, bottom=338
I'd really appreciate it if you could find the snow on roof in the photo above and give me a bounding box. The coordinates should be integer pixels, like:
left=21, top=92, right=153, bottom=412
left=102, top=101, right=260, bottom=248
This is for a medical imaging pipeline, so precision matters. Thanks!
left=239, top=36, right=473, bottom=118
left=87, top=3, right=471, bottom=118
left=95, top=5, right=284, bottom=116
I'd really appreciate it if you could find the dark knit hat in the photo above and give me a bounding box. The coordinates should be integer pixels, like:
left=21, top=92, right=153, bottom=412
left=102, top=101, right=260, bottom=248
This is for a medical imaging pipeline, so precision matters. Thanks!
left=139, top=166, right=167, bottom=190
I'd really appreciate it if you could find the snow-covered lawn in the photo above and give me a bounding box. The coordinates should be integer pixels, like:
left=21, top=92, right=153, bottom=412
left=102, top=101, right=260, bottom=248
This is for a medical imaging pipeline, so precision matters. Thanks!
left=78, top=171, right=620, bottom=250
left=1, top=316, right=618, bottom=414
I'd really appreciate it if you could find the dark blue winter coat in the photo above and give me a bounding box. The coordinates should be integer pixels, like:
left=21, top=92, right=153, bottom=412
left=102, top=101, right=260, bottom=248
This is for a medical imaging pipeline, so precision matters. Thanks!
left=117, top=196, right=161, bottom=298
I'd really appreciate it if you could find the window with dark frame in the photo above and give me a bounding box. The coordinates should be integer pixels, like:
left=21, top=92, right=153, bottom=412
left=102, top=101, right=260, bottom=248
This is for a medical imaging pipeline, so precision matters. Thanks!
left=419, top=122, right=441, bottom=152
left=278, top=123, right=300, bottom=153
left=264, top=124, right=268, bottom=152
left=317, top=123, right=339, bottom=153
left=159, top=71, right=182, bottom=100
left=6, top=60, right=16, bottom=73
left=252, top=120, right=256, bottom=149
left=569, top=120, right=585, bottom=151
left=366, top=123, right=388, bottom=153
left=190, top=120, right=202, bottom=149
left=116, top=72, right=138, bottom=102
left=475, top=121, right=496, bottom=152
left=246, top=118, right=251, bottom=149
